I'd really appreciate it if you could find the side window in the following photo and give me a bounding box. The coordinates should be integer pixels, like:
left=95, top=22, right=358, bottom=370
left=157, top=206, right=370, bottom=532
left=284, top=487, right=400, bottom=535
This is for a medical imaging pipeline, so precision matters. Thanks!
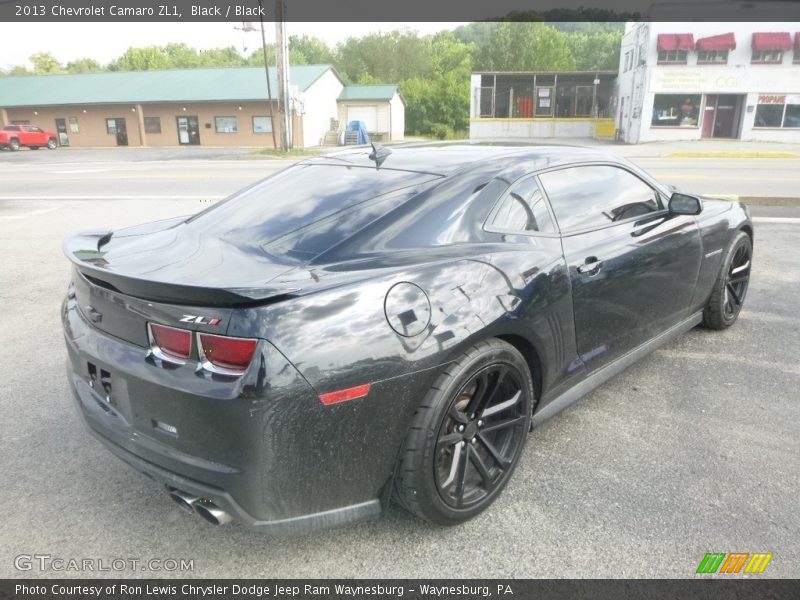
left=489, top=175, right=556, bottom=233
left=538, top=165, right=660, bottom=232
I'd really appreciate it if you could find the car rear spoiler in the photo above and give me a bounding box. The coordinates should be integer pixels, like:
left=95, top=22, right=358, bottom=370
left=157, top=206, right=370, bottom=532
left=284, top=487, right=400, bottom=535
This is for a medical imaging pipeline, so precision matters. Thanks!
left=63, top=229, right=300, bottom=307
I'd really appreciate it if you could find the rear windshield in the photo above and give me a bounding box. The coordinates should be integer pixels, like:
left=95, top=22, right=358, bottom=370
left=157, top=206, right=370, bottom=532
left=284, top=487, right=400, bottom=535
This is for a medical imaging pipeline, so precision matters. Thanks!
left=3, top=125, right=21, bottom=131
left=185, top=164, right=439, bottom=247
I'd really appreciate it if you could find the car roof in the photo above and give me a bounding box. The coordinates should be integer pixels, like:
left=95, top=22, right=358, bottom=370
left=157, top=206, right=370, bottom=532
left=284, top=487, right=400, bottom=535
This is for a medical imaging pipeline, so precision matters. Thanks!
left=310, top=142, right=624, bottom=177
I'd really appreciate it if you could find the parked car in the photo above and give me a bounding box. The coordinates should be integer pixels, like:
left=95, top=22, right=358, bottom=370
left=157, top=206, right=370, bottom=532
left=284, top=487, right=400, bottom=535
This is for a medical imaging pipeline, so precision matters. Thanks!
left=0, top=124, right=58, bottom=150
left=61, top=144, right=752, bottom=533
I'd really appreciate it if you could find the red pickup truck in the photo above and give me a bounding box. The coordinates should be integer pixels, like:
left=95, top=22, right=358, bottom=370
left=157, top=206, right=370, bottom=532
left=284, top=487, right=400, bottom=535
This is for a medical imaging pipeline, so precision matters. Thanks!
left=0, top=124, right=58, bottom=151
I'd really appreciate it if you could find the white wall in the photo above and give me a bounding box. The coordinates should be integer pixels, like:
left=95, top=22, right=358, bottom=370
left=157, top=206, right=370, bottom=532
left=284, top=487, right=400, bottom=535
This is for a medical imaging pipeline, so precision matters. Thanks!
left=621, top=22, right=800, bottom=143
left=300, top=68, right=343, bottom=148
left=389, top=92, right=405, bottom=141
left=469, top=119, right=597, bottom=139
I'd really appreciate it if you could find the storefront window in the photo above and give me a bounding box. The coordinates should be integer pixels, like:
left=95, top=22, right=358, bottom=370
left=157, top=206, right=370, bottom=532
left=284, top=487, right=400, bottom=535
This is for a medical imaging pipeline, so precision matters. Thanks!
left=751, top=50, right=783, bottom=64
left=697, top=50, right=728, bottom=64
left=651, top=94, right=700, bottom=127
left=105, top=118, right=117, bottom=134
left=215, top=116, right=238, bottom=133
left=144, top=117, right=161, bottom=134
left=252, top=116, right=273, bottom=133
left=657, top=50, right=687, bottom=64
left=754, top=95, right=800, bottom=128
left=69, top=117, right=79, bottom=133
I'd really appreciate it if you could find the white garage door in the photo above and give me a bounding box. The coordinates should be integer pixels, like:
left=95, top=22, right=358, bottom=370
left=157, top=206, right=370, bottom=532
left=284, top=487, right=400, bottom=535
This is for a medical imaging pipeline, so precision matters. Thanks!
left=346, top=105, right=379, bottom=131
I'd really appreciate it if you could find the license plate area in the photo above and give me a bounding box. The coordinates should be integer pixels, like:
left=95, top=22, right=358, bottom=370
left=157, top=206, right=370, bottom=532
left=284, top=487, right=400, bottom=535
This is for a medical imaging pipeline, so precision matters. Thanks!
left=87, top=361, right=114, bottom=408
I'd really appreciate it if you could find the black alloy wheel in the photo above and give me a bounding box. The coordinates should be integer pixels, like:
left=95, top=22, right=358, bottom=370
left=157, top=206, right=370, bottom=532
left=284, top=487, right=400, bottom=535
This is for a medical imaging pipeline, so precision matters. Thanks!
left=723, top=243, right=751, bottom=320
left=703, top=231, right=752, bottom=329
left=435, top=364, right=527, bottom=509
left=394, top=339, right=533, bottom=525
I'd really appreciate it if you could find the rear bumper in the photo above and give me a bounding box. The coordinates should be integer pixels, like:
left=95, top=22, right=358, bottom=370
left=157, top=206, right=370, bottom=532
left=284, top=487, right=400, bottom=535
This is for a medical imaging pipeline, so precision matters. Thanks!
left=71, top=391, right=380, bottom=533
left=62, top=296, right=387, bottom=533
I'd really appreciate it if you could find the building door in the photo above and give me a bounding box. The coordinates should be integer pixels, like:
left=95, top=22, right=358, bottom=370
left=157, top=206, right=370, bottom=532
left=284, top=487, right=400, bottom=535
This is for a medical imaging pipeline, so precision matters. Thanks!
left=109, top=118, right=128, bottom=146
left=54, top=118, right=68, bottom=146
left=712, top=95, right=742, bottom=138
left=703, top=95, right=743, bottom=139
left=701, top=95, right=717, bottom=138
left=176, top=116, right=201, bottom=145
left=346, top=106, right=378, bottom=132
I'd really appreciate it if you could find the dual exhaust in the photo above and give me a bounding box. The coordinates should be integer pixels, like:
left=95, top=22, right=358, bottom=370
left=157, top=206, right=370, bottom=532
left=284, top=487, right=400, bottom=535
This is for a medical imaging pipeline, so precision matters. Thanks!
left=168, top=488, right=233, bottom=526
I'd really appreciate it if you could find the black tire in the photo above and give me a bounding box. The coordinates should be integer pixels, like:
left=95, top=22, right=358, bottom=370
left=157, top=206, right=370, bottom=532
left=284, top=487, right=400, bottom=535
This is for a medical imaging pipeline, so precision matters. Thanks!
left=702, top=231, right=752, bottom=330
left=9, top=138, right=20, bottom=151
left=47, top=138, right=57, bottom=149
left=393, top=339, right=533, bottom=525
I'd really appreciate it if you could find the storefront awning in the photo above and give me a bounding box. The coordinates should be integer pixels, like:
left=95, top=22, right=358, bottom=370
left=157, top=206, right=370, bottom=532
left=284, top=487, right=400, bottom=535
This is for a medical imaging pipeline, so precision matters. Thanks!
left=657, top=33, right=694, bottom=52
left=752, top=32, right=793, bottom=51
left=695, top=33, right=736, bottom=51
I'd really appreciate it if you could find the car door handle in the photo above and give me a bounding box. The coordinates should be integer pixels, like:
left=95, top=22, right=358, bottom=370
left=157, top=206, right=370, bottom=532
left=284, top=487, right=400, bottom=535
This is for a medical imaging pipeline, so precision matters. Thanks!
left=577, top=257, right=603, bottom=275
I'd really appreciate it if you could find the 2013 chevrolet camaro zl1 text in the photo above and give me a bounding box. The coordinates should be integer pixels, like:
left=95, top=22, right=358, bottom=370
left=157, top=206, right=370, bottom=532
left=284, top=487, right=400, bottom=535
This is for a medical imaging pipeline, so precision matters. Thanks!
left=62, top=144, right=753, bottom=532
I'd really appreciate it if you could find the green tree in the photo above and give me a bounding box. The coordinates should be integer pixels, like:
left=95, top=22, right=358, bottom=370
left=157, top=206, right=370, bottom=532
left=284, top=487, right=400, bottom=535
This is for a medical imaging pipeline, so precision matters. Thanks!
left=566, top=30, right=623, bottom=70
left=108, top=46, right=171, bottom=71
left=289, top=35, right=333, bottom=65
left=65, top=58, right=102, bottom=73
left=30, top=52, right=62, bottom=74
left=475, top=22, right=576, bottom=71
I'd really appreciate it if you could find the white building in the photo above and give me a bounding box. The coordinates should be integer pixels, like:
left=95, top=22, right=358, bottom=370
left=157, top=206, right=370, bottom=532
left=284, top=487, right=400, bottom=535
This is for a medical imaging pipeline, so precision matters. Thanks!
left=336, top=85, right=405, bottom=142
left=617, top=22, right=800, bottom=143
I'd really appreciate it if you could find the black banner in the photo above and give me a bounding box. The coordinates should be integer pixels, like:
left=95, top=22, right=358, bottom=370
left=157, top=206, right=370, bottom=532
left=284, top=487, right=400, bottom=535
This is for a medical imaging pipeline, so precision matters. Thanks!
left=1, top=0, right=800, bottom=22
left=3, top=579, right=800, bottom=600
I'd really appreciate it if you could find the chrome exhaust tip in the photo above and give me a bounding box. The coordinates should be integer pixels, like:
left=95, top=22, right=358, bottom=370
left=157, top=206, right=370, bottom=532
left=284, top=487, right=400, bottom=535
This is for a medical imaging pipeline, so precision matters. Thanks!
left=167, top=488, right=199, bottom=514
left=193, top=501, right=234, bottom=526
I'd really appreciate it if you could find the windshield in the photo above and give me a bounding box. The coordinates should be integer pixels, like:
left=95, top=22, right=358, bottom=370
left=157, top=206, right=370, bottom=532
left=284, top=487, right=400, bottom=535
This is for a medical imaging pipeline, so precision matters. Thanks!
left=185, top=164, right=440, bottom=247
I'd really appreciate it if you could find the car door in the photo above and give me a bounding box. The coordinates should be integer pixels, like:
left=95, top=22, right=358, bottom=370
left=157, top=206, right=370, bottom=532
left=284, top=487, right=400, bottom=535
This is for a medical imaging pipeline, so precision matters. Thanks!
left=538, top=163, right=702, bottom=372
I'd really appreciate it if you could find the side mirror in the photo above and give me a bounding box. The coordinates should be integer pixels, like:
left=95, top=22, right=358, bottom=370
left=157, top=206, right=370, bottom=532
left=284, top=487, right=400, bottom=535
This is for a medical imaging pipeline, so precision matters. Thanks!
left=668, top=192, right=702, bottom=216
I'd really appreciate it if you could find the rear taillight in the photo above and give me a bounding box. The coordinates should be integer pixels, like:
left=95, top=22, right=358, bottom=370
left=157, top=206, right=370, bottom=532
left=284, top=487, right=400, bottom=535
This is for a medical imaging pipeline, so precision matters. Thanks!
left=197, top=333, right=257, bottom=375
left=148, top=323, right=191, bottom=363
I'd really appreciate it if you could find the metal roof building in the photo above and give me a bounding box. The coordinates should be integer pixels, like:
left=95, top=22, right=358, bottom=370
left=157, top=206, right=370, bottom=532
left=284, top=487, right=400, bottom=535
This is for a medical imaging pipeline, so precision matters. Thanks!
left=0, top=65, right=403, bottom=148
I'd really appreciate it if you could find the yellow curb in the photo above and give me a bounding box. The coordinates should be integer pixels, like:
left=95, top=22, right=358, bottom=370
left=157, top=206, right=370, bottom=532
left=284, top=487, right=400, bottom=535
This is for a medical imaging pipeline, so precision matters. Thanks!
left=663, top=151, right=800, bottom=159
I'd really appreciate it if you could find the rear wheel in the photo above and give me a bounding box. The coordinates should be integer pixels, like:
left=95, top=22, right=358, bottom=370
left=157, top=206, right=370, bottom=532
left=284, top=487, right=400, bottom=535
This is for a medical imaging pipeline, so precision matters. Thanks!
left=703, top=231, right=752, bottom=330
left=9, top=138, right=20, bottom=151
left=393, top=339, right=533, bottom=525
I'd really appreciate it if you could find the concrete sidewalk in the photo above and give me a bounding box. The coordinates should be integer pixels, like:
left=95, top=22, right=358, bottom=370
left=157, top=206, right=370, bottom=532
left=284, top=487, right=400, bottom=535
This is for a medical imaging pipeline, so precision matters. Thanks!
left=549, top=137, right=800, bottom=159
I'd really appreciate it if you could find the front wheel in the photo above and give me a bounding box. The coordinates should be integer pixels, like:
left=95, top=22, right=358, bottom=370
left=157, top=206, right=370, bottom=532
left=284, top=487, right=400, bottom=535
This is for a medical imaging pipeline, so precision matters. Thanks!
left=703, top=231, right=752, bottom=330
left=393, top=339, right=533, bottom=525
left=47, top=138, right=57, bottom=149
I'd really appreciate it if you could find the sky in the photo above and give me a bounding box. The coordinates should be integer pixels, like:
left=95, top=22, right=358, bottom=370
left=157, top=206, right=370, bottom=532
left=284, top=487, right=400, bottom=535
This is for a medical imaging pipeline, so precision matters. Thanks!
left=0, top=22, right=466, bottom=70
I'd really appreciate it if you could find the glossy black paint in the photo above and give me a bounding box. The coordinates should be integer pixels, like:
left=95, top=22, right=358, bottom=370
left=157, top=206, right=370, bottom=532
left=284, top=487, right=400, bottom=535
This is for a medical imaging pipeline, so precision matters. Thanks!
left=61, top=143, right=753, bottom=532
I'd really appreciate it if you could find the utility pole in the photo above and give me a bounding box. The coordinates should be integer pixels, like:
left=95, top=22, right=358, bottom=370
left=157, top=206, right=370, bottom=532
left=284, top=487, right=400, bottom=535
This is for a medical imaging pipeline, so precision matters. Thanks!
left=254, top=1, right=278, bottom=149
left=274, top=0, right=291, bottom=151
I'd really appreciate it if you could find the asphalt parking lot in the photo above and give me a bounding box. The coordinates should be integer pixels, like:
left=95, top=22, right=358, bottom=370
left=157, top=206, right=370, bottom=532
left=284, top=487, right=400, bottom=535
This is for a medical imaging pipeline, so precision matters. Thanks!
left=0, top=147, right=798, bottom=579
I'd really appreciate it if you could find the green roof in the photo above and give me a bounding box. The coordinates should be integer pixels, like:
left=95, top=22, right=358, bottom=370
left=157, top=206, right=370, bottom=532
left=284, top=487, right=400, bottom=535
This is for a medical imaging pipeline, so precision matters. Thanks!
left=338, top=84, right=399, bottom=102
left=0, top=65, right=337, bottom=107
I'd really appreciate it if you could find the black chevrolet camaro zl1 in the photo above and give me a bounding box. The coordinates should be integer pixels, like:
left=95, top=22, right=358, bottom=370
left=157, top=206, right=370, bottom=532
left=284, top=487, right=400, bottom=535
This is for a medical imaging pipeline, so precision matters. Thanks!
left=62, top=144, right=753, bottom=532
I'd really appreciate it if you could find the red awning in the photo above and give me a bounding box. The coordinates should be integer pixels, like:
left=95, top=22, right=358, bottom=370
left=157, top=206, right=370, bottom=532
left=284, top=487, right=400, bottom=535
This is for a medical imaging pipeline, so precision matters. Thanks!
left=695, top=33, right=737, bottom=51
left=657, top=33, right=694, bottom=52
left=752, top=32, right=793, bottom=51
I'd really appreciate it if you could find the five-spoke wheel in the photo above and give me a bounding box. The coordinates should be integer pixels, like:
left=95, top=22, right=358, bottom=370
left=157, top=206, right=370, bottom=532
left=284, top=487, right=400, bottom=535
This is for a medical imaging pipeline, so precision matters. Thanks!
left=394, top=339, right=533, bottom=524
left=703, top=230, right=752, bottom=329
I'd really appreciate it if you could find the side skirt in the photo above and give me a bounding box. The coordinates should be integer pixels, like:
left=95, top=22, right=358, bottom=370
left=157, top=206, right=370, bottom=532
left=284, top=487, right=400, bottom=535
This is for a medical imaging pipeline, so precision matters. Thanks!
left=531, top=311, right=703, bottom=427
